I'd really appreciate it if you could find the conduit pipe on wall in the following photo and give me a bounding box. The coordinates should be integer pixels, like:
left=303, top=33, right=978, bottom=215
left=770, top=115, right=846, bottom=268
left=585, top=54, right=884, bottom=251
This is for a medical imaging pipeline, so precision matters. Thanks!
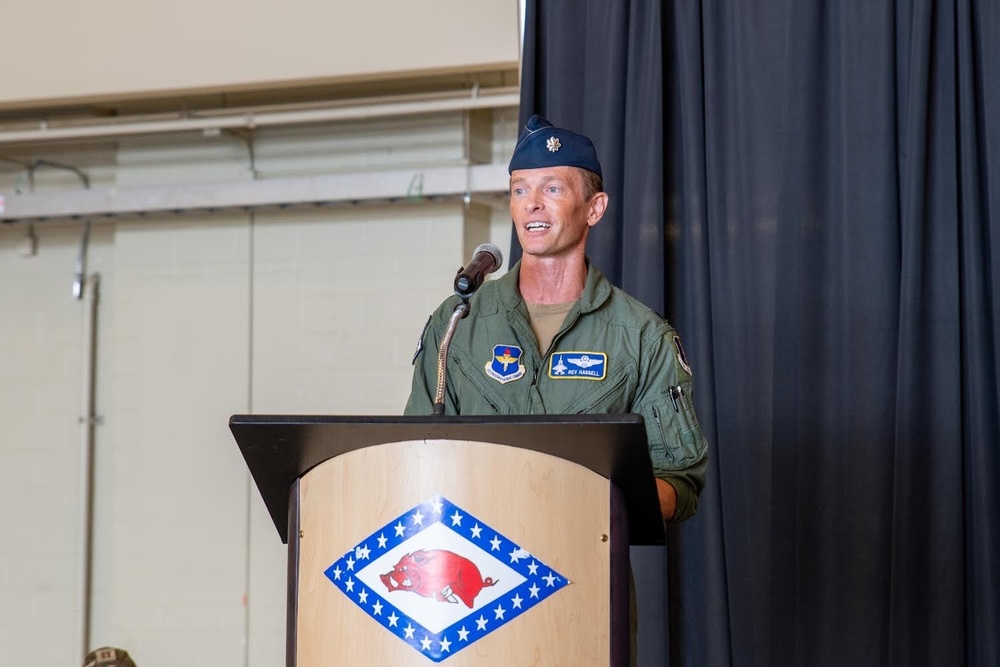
left=77, top=273, right=100, bottom=660
left=0, top=88, right=520, bottom=146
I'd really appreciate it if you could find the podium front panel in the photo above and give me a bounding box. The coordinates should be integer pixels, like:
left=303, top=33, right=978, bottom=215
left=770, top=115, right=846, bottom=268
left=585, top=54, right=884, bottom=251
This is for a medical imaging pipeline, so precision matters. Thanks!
left=294, top=439, right=613, bottom=666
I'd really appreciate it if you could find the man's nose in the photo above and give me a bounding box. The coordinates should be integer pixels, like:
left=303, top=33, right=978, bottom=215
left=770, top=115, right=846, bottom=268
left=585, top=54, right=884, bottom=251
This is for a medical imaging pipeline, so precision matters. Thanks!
left=524, top=191, right=543, bottom=210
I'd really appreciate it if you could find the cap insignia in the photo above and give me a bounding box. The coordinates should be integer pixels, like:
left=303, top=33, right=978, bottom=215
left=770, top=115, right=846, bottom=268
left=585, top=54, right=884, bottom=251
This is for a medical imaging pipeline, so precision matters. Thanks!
left=546, top=136, right=561, bottom=152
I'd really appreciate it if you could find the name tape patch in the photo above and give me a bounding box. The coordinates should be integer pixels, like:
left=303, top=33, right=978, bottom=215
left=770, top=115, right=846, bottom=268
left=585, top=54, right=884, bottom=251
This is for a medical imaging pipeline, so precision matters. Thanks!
left=548, top=351, right=607, bottom=380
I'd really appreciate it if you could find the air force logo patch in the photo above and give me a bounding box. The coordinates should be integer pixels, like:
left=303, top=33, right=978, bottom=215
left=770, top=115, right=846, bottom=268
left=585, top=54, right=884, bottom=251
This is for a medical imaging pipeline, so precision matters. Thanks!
left=485, top=344, right=526, bottom=384
left=548, top=351, right=607, bottom=380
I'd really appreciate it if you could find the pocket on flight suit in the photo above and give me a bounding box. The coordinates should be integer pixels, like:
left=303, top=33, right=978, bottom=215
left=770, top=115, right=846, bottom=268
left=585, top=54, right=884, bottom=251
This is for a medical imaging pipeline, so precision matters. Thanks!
left=639, top=380, right=703, bottom=470
left=567, top=368, right=632, bottom=414
left=451, top=353, right=510, bottom=415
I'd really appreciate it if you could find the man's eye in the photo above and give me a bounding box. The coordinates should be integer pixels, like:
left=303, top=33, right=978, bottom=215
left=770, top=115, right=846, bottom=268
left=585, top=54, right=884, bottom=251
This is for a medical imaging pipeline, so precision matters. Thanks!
left=548, top=186, right=561, bottom=193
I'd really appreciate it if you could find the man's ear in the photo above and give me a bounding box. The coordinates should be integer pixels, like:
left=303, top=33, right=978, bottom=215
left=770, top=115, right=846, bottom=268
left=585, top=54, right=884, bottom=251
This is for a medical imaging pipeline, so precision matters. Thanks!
left=587, top=192, right=609, bottom=228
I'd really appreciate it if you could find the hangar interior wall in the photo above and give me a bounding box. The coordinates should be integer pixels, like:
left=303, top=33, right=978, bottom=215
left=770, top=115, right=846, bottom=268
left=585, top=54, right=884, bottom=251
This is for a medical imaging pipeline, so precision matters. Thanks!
left=0, top=8, right=522, bottom=661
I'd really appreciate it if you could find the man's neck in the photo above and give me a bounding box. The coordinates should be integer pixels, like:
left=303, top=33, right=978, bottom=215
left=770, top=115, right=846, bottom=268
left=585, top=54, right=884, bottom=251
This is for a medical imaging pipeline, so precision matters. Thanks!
left=518, top=255, right=588, bottom=304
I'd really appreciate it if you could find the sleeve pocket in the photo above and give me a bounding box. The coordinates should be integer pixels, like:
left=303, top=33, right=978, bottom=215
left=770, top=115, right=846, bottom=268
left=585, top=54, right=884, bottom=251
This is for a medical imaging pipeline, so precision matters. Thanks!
left=638, top=383, right=705, bottom=472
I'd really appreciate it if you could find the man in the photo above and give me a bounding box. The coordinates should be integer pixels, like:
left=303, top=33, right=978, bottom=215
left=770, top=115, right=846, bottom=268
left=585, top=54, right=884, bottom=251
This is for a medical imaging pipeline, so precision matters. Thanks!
left=405, top=114, right=707, bottom=522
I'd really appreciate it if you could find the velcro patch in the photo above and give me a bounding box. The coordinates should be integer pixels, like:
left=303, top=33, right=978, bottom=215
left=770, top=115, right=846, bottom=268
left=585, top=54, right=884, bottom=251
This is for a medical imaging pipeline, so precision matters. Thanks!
left=673, top=335, right=692, bottom=376
left=548, top=351, right=607, bottom=380
left=411, top=315, right=431, bottom=365
left=485, top=344, right=526, bottom=384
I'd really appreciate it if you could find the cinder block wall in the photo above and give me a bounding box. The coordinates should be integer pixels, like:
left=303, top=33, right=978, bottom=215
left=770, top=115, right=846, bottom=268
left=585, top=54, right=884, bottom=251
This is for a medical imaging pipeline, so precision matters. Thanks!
left=0, top=117, right=517, bottom=664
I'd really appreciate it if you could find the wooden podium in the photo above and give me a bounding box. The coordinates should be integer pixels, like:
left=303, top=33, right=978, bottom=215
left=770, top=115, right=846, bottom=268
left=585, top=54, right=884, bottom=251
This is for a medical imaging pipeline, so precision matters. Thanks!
left=230, top=415, right=664, bottom=666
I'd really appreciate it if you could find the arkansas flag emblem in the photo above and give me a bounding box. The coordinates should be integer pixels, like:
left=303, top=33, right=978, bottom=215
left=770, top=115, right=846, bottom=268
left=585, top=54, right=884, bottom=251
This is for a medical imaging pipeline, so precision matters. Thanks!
left=324, top=496, right=570, bottom=661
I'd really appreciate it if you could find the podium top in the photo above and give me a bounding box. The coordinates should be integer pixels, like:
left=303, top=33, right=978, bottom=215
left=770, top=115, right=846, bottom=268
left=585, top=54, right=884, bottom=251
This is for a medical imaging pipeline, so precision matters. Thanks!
left=229, top=414, right=665, bottom=545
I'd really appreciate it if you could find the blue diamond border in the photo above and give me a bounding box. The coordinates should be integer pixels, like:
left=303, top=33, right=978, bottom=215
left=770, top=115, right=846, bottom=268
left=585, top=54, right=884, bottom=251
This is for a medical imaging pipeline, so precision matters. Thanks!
left=323, top=495, right=570, bottom=661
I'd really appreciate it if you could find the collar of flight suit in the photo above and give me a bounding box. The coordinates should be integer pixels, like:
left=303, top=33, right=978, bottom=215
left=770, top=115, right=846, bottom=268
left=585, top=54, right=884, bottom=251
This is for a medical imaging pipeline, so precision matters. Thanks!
left=490, top=258, right=614, bottom=316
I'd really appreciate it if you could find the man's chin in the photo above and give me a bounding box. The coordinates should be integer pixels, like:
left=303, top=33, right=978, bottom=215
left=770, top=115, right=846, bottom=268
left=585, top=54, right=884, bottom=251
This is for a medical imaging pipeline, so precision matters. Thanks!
left=518, top=245, right=552, bottom=259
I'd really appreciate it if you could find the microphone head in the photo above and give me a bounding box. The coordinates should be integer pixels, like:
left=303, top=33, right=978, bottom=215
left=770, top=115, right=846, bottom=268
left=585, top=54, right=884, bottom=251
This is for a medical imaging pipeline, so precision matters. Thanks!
left=473, top=243, right=504, bottom=273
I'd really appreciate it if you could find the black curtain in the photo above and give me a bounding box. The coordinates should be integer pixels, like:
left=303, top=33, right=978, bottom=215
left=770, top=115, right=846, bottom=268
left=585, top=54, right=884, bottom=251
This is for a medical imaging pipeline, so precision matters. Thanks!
left=518, top=1, right=1000, bottom=665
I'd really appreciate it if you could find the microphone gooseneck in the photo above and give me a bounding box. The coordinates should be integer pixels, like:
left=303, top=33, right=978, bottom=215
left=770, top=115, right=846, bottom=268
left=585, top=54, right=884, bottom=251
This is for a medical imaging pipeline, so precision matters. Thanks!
left=432, top=243, right=503, bottom=415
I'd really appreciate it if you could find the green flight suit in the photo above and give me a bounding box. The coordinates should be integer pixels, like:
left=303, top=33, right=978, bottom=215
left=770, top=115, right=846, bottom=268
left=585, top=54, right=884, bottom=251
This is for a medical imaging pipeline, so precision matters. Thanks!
left=405, top=260, right=708, bottom=521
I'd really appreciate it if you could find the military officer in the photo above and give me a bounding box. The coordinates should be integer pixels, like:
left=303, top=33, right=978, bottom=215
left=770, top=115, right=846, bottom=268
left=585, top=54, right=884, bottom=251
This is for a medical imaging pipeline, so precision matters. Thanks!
left=405, top=114, right=707, bottom=522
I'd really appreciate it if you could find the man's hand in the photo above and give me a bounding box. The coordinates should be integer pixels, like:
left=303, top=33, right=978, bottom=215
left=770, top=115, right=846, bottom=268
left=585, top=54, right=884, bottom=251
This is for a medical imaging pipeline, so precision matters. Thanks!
left=655, top=478, right=677, bottom=521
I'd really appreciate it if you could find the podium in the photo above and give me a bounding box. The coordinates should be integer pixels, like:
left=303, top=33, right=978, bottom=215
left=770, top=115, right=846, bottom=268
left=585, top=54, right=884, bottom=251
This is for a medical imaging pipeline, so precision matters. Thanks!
left=230, top=415, right=665, bottom=666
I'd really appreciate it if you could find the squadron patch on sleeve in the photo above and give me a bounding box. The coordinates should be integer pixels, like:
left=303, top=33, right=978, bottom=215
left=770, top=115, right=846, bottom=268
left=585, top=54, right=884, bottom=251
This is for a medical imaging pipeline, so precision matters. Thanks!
left=673, top=335, right=693, bottom=376
left=411, top=315, right=431, bottom=365
left=485, top=344, right=526, bottom=384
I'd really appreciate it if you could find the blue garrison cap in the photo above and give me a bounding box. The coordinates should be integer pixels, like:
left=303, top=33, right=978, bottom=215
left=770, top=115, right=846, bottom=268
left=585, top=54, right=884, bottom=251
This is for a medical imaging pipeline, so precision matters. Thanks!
left=508, top=114, right=603, bottom=179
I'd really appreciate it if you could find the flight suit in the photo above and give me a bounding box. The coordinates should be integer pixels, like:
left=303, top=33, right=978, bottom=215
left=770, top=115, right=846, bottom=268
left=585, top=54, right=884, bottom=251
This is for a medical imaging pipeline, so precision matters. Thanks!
left=405, top=260, right=708, bottom=521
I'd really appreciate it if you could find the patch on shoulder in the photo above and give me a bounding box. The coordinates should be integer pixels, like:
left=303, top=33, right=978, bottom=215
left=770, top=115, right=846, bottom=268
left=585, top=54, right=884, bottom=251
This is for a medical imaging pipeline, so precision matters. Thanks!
left=672, top=335, right=692, bottom=376
left=412, top=315, right=431, bottom=365
left=548, top=351, right=607, bottom=380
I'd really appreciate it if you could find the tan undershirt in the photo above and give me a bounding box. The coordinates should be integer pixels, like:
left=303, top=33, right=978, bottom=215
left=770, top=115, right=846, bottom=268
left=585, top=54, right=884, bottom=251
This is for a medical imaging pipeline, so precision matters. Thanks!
left=525, top=300, right=577, bottom=354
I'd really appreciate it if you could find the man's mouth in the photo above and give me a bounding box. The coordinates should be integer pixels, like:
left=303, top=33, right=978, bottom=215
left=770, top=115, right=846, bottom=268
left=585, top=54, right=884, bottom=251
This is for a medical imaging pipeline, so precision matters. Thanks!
left=525, top=222, right=551, bottom=231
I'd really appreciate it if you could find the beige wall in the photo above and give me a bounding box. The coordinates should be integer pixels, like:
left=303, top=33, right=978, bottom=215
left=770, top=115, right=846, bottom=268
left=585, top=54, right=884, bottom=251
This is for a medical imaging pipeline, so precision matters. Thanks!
left=0, top=222, right=115, bottom=665
left=0, top=4, right=520, bottom=660
left=0, top=201, right=514, bottom=665
left=0, top=0, right=520, bottom=109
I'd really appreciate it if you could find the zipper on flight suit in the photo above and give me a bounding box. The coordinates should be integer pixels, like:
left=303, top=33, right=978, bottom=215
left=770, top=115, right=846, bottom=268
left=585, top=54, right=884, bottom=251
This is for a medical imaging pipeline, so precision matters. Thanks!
left=482, top=394, right=501, bottom=414
left=537, top=305, right=584, bottom=364
left=577, top=373, right=628, bottom=414
left=517, top=298, right=585, bottom=412
left=452, top=356, right=502, bottom=414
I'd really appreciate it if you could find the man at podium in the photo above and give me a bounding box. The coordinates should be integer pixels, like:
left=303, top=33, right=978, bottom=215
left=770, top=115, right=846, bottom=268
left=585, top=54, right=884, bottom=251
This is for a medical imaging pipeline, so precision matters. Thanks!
left=405, top=114, right=707, bottom=523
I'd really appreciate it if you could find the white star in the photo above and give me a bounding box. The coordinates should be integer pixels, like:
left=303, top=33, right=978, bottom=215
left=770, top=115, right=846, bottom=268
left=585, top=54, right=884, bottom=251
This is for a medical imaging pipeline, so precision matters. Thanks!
left=358, top=589, right=369, bottom=604
left=449, top=510, right=463, bottom=526
left=412, top=510, right=425, bottom=525
left=388, top=612, right=400, bottom=627
left=527, top=560, right=539, bottom=575
left=475, top=615, right=488, bottom=631
left=490, top=536, right=502, bottom=551
left=331, top=565, right=342, bottom=580
left=377, top=533, right=388, bottom=549
left=509, top=548, right=523, bottom=563
left=529, top=583, right=540, bottom=598
left=372, top=600, right=383, bottom=615
left=440, top=637, right=452, bottom=652
left=356, top=545, right=371, bottom=560
left=470, top=523, right=483, bottom=539
left=404, top=623, right=415, bottom=639
left=431, top=499, right=444, bottom=514
left=511, top=593, right=523, bottom=609
left=543, top=572, right=557, bottom=587
left=346, top=556, right=355, bottom=571
left=420, top=635, right=433, bottom=651
left=394, top=522, right=405, bottom=537
left=457, top=626, right=470, bottom=641
left=345, top=578, right=355, bottom=592
left=494, top=604, right=506, bottom=620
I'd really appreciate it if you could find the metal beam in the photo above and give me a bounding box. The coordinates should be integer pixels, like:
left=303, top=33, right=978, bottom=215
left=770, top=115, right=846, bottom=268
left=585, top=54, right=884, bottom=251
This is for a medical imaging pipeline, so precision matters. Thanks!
left=0, top=164, right=511, bottom=223
left=0, top=89, right=520, bottom=146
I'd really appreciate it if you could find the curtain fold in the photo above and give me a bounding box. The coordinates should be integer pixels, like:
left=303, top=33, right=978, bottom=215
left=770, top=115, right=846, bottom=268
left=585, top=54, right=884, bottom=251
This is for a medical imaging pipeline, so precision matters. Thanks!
left=521, top=0, right=1000, bottom=665
left=516, top=0, right=666, bottom=314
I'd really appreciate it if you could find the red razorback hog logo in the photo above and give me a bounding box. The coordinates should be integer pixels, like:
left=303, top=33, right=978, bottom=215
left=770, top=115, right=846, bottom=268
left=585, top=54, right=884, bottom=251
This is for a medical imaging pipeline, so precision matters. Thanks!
left=380, top=549, right=497, bottom=608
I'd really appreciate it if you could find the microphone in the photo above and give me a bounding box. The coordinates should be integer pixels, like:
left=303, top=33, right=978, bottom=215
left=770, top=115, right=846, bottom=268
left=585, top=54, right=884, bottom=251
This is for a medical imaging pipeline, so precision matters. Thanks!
left=454, top=243, right=503, bottom=299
